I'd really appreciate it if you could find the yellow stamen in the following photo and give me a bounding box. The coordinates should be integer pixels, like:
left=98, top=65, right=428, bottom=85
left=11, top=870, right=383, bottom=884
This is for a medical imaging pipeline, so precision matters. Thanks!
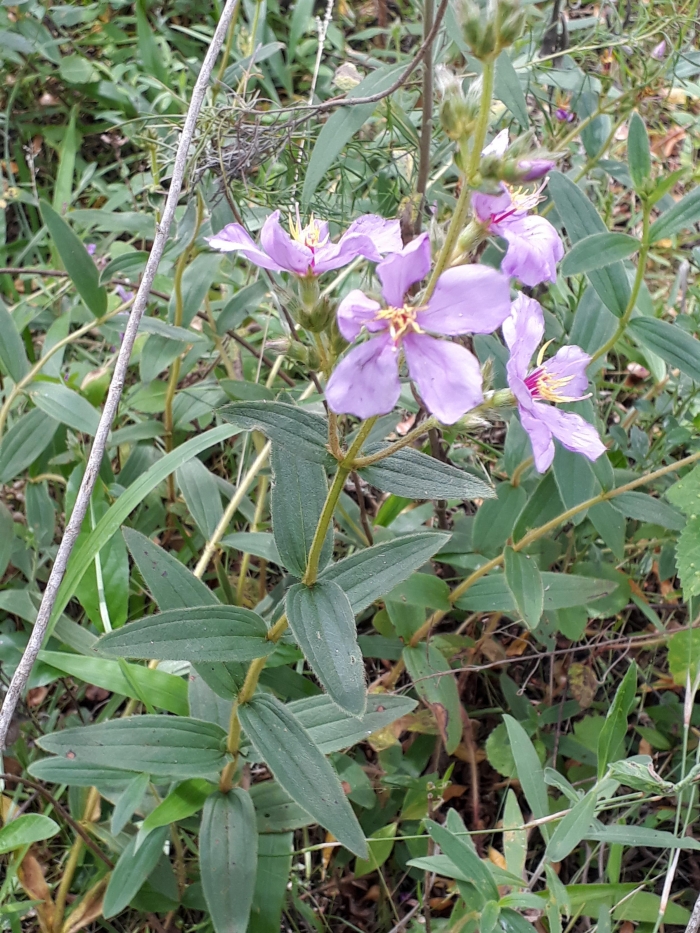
left=531, top=369, right=578, bottom=403
left=375, top=305, right=424, bottom=342
left=536, top=338, right=555, bottom=367
left=289, top=209, right=327, bottom=249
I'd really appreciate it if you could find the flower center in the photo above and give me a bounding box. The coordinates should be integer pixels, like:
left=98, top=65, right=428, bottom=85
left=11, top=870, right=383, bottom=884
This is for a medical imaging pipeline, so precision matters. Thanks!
left=492, top=182, right=547, bottom=224
left=289, top=211, right=329, bottom=250
left=524, top=367, right=578, bottom=403
left=375, top=304, right=424, bottom=342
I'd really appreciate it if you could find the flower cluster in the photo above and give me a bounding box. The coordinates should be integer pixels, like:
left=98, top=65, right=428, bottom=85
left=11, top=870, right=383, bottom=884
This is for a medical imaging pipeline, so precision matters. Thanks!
left=208, top=193, right=604, bottom=471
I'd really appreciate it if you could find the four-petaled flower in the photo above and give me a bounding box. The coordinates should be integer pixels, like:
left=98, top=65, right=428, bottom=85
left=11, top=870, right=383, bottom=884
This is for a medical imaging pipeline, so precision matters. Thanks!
left=504, top=293, right=606, bottom=472
left=473, top=131, right=564, bottom=287
left=206, top=209, right=402, bottom=276
left=325, top=233, right=511, bottom=424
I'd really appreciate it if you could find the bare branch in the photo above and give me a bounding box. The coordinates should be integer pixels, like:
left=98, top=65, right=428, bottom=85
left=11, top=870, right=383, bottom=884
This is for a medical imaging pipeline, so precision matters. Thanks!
left=0, top=0, right=242, bottom=749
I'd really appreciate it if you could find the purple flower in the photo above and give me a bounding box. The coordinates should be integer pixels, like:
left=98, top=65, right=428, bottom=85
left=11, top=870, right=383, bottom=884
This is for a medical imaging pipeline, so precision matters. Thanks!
left=115, top=285, right=134, bottom=302
left=86, top=243, right=97, bottom=256
left=325, top=233, right=511, bottom=424
left=205, top=209, right=402, bottom=277
left=504, top=294, right=606, bottom=472
left=472, top=183, right=564, bottom=287
left=651, top=39, right=666, bottom=60
left=555, top=108, right=575, bottom=123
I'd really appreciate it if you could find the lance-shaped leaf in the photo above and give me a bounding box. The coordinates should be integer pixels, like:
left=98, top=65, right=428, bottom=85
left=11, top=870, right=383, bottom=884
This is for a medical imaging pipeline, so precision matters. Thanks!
left=627, top=113, right=651, bottom=192
left=219, top=400, right=333, bottom=464
left=649, top=186, right=700, bottom=242
left=103, top=825, right=169, bottom=918
left=504, top=547, right=544, bottom=630
left=319, top=532, right=450, bottom=614
left=546, top=788, right=600, bottom=863
left=288, top=693, right=417, bottom=753
left=201, top=790, right=258, bottom=933
left=359, top=447, right=493, bottom=500
left=95, top=605, right=274, bottom=662
left=271, top=445, right=332, bottom=577
left=628, top=317, right=700, bottom=382
left=286, top=580, right=366, bottom=716
left=403, top=644, right=462, bottom=754
left=238, top=693, right=368, bottom=857
left=560, top=232, right=640, bottom=275
left=37, top=716, right=227, bottom=779
left=124, top=527, right=219, bottom=610
left=40, top=200, right=108, bottom=317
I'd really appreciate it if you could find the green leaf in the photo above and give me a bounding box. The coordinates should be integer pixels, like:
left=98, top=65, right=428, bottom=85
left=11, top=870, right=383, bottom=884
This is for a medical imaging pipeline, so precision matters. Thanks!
left=28, top=757, right=136, bottom=788
left=403, top=644, right=462, bottom=754
left=177, top=457, right=224, bottom=538
left=385, top=572, right=450, bottom=610
left=319, top=532, right=450, bottom=613
left=585, top=824, right=700, bottom=849
left=270, top=445, right=332, bottom=577
left=103, top=825, right=169, bottom=918
left=473, top=483, right=527, bottom=555
left=219, top=401, right=332, bottom=465
left=547, top=172, right=630, bottom=317
left=38, top=649, right=188, bottom=716
left=354, top=822, right=398, bottom=878
left=675, top=517, right=700, bottom=597
left=456, top=573, right=616, bottom=612
left=561, top=233, right=640, bottom=275
left=302, top=63, right=404, bottom=207
left=425, top=820, right=498, bottom=903
left=649, top=186, right=700, bottom=242
left=286, top=693, right=417, bottom=754
left=37, top=716, right=228, bottom=779
left=52, top=105, right=79, bottom=212
left=51, top=424, right=238, bottom=631
left=546, top=789, right=599, bottom=862
left=666, top=463, right=700, bottom=515
left=96, top=605, right=274, bottom=662
left=0, top=409, right=59, bottom=484
left=627, top=113, right=651, bottom=192
left=628, top=316, right=700, bottom=381
left=504, top=789, right=527, bottom=880
left=286, top=580, right=366, bottom=716
left=40, top=200, right=107, bottom=316
left=503, top=715, right=550, bottom=841
left=553, top=446, right=596, bottom=523
left=495, top=49, right=528, bottom=125
left=143, top=778, right=213, bottom=832
left=135, top=0, right=167, bottom=83
left=75, top=494, right=129, bottom=630
left=111, top=772, right=151, bottom=835
left=668, top=628, right=700, bottom=686
left=200, top=790, right=258, bottom=933
left=124, top=528, right=219, bottom=611
left=589, top=500, right=626, bottom=561
left=610, top=491, right=685, bottom=530
left=250, top=781, right=314, bottom=833
left=249, top=832, right=293, bottom=933
left=222, top=531, right=281, bottom=564
left=30, top=382, right=101, bottom=435
left=0, top=302, right=29, bottom=383
left=238, top=693, right=368, bottom=857
left=0, top=814, right=59, bottom=854
left=504, top=547, right=544, bottom=629
left=597, top=663, right=636, bottom=778
left=359, top=448, right=494, bottom=500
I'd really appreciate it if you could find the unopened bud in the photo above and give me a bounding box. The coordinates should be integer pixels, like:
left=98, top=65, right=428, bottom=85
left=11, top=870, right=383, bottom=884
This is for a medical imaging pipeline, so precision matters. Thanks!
left=296, top=295, right=335, bottom=333
left=497, top=8, right=525, bottom=46
left=515, top=158, right=556, bottom=181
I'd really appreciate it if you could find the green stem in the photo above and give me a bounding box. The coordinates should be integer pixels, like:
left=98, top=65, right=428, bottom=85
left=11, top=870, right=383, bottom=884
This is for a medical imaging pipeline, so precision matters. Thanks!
left=423, top=58, right=495, bottom=301
left=303, top=417, right=377, bottom=586
left=353, top=416, right=439, bottom=468
left=590, top=202, right=652, bottom=365
left=408, top=444, right=700, bottom=647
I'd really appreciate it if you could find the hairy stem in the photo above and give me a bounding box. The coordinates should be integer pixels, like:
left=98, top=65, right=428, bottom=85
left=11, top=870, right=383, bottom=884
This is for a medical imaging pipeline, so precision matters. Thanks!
left=590, top=201, right=652, bottom=364
left=424, top=58, right=495, bottom=300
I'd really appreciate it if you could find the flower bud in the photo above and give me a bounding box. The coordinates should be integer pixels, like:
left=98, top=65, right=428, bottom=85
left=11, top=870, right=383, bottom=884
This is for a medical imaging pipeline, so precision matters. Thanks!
left=515, top=158, right=556, bottom=181
left=296, top=295, right=335, bottom=333
left=459, top=0, right=497, bottom=60
left=436, top=66, right=479, bottom=141
left=496, top=8, right=525, bottom=46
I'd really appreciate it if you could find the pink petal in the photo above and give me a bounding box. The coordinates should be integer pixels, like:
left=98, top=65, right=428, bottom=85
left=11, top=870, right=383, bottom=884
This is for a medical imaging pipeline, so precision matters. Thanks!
left=519, top=406, right=555, bottom=472
left=502, top=294, right=544, bottom=379
left=541, top=345, right=591, bottom=398
left=533, top=404, right=606, bottom=463
left=326, top=333, right=401, bottom=419
left=421, top=265, right=511, bottom=335
left=336, top=289, right=383, bottom=342
left=403, top=333, right=483, bottom=425
left=259, top=210, right=313, bottom=275
left=472, top=187, right=512, bottom=223
left=376, top=233, right=431, bottom=307
left=205, top=224, right=284, bottom=271
left=343, top=214, right=403, bottom=255
left=499, top=215, right=564, bottom=286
